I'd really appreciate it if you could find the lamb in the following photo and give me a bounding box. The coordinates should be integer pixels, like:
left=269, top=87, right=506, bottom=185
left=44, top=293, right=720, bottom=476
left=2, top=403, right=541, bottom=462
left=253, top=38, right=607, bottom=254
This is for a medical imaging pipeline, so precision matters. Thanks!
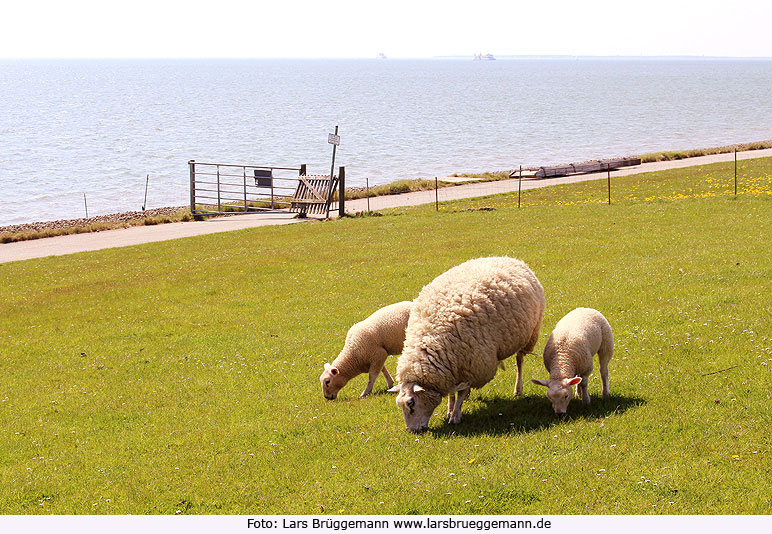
left=531, top=307, right=613, bottom=417
left=320, top=301, right=412, bottom=400
left=389, top=256, right=545, bottom=432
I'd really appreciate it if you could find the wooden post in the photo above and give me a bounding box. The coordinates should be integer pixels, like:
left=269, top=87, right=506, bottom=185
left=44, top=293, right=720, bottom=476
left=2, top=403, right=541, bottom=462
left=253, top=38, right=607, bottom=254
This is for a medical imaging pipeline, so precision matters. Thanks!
left=366, top=176, right=370, bottom=212
left=435, top=177, right=439, bottom=211
left=299, top=164, right=307, bottom=176
left=189, top=160, right=196, bottom=214
left=607, top=163, right=611, bottom=205
left=338, top=166, right=345, bottom=218
left=734, top=148, right=737, bottom=196
left=518, top=165, right=522, bottom=208
left=83, top=193, right=88, bottom=218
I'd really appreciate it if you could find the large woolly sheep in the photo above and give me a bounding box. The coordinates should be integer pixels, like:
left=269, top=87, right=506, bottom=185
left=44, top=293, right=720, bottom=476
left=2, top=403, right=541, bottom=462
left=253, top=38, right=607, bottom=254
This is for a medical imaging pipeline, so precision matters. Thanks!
left=532, top=307, right=613, bottom=417
left=320, top=301, right=412, bottom=400
left=390, top=257, right=545, bottom=432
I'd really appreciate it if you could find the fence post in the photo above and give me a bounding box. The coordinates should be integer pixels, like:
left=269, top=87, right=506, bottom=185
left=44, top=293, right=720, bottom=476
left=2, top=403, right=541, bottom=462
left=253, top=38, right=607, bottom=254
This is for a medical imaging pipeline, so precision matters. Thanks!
left=435, top=177, right=439, bottom=211
left=734, top=148, right=737, bottom=196
left=143, top=174, right=149, bottom=211
left=217, top=165, right=222, bottom=213
left=189, top=160, right=196, bottom=214
left=607, top=163, right=611, bottom=205
left=270, top=168, right=275, bottom=210
left=243, top=167, right=248, bottom=212
left=338, top=166, right=345, bottom=218
left=518, top=165, right=522, bottom=208
left=366, top=176, right=370, bottom=212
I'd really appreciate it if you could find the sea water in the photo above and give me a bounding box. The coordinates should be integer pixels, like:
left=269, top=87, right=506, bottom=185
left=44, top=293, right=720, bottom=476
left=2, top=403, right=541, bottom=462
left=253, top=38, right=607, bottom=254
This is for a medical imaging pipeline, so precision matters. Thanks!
left=1, top=58, right=771, bottom=225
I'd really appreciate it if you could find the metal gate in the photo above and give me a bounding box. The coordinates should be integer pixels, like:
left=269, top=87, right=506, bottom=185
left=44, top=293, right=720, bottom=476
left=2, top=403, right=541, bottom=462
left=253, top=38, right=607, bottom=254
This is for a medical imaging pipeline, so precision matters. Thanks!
left=188, top=160, right=346, bottom=217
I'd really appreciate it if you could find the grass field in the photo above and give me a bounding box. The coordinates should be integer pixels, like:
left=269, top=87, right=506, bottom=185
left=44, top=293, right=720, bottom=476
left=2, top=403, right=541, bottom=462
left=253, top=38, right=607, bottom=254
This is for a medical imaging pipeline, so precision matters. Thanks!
left=1, top=157, right=771, bottom=515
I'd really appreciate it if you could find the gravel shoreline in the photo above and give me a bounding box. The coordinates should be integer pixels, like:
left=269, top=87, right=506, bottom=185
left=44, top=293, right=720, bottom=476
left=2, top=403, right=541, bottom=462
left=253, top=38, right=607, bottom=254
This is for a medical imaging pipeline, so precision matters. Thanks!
left=0, top=206, right=188, bottom=235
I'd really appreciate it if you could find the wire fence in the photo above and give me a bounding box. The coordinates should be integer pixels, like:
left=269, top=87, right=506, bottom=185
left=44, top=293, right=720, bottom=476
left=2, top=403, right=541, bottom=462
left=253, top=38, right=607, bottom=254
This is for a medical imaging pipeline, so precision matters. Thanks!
left=353, top=148, right=772, bottom=215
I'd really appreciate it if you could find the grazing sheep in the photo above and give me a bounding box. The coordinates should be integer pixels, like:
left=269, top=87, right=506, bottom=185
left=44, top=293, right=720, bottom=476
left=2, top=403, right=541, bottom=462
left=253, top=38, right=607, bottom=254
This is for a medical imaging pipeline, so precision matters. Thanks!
left=390, top=257, right=545, bottom=432
left=320, top=301, right=412, bottom=400
left=531, top=307, right=613, bottom=417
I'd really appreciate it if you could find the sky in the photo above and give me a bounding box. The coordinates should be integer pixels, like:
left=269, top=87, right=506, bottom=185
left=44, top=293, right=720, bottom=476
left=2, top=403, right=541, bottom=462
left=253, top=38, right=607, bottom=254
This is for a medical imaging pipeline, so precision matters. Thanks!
left=2, top=0, right=771, bottom=59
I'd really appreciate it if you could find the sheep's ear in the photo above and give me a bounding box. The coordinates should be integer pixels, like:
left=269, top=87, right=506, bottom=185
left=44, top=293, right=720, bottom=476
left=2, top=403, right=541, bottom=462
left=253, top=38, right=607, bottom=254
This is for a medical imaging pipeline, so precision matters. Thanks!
left=412, top=384, right=425, bottom=393
left=568, top=376, right=582, bottom=386
left=387, top=385, right=401, bottom=393
left=531, top=379, right=549, bottom=387
left=330, top=367, right=339, bottom=376
left=323, top=363, right=332, bottom=371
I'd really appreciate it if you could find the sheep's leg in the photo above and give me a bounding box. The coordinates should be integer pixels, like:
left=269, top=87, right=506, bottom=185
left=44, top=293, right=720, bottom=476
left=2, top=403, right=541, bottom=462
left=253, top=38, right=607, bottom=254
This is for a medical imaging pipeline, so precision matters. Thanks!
left=449, top=388, right=470, bottom=424
left=598, top=325, right=613, bottom=400
left=381, top=366, right=394, bottom=388
left=514, top=354, right=525, bottom=397
left=447, top=392, right=456, bottom=418
left=599, top=363, right=610, bottom=399
left=598, top=350, right=612, bottom=400
left=579, top=376, right=591, bottom=405
left=360, top=370, right=379, bottom=398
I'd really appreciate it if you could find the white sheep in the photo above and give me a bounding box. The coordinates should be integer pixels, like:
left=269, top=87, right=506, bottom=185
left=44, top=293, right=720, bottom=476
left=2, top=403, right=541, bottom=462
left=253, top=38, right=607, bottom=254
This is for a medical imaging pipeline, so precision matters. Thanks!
left=320, top=301, right=412, bottom=400
left=389, top=257, right=545, bottom=432
left=531, top=307, right=613, bottom=417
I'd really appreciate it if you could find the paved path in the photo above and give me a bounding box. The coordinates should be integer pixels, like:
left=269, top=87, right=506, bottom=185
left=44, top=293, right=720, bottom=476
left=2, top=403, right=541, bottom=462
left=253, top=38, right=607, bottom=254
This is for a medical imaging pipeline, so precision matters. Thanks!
left=2, top=148, right=770, bottom=264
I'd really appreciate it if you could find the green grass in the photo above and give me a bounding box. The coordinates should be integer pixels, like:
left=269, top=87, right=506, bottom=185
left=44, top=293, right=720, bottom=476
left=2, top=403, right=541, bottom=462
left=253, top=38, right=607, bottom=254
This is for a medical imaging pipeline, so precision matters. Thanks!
left=1, top=157, right=771, bottom=515
left=638, top=139, right=772, bottom=163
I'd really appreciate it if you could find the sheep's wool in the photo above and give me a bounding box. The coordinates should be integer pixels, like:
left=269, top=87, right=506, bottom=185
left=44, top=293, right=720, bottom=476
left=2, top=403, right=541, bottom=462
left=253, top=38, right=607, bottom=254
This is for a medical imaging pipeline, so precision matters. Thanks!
left=397, top=257, right=545, bottom=394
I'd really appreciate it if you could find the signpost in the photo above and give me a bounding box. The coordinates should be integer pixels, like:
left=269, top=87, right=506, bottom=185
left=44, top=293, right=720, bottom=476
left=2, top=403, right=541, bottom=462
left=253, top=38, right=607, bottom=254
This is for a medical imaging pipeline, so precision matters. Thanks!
left=325, top=126, right=340, bottom=218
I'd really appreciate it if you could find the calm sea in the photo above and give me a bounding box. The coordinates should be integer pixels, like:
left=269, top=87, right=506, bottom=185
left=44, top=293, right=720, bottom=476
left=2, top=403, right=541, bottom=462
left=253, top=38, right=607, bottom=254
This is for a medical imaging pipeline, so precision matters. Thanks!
left=1, top=58, right=771, bottom=225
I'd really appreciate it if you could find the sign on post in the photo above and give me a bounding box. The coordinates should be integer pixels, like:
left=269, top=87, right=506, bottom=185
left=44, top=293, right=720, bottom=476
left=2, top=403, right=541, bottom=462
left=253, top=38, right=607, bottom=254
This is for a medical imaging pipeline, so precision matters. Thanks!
left=325, top=126, right=340, bottom=218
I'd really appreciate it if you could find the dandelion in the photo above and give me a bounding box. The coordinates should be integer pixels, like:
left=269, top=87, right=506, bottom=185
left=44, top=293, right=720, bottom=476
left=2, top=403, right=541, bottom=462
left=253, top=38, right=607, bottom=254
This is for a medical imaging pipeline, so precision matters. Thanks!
left=468, top=458, right=476, bottom=464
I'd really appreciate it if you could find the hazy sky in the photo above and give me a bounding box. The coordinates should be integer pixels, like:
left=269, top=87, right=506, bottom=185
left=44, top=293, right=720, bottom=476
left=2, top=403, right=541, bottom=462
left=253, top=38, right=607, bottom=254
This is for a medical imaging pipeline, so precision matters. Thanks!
left=2, top=0, right=771, bottom=59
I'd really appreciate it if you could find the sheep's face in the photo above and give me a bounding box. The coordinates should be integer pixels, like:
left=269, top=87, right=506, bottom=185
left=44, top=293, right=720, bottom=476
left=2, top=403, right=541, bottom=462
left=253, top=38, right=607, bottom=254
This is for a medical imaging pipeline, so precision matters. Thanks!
left=532, top=376, right=582, bottom=417
left=320, top=363, right=347, bottom=400
left=393, top=382, right=442, bottom=432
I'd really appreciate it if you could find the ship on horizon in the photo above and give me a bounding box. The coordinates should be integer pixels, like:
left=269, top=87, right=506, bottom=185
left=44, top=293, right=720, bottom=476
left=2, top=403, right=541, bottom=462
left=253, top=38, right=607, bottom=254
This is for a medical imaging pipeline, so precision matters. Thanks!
left=474, top=53, right=496, bottom=60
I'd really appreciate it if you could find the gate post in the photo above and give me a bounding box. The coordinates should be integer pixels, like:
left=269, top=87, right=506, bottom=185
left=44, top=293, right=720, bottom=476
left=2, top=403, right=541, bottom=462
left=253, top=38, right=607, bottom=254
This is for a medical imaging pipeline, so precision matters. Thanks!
left=338, top=166, right=345, bottom=218
left=188, top=160, right=196, bottom=214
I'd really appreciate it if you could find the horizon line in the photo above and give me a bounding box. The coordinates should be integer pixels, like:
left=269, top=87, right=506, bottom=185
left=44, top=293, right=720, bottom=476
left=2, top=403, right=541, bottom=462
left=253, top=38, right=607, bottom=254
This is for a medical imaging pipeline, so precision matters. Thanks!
left=2, top=54, right=772, bottom=61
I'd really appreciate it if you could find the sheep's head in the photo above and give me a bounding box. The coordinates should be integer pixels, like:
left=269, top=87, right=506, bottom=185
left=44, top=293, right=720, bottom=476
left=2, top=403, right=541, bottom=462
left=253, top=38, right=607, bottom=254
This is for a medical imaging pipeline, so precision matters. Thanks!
left=389, top=382, right=442, bottom=432
left=531, top=376, right=582, bottom=417
left=320, top=363, right=347, bottom=400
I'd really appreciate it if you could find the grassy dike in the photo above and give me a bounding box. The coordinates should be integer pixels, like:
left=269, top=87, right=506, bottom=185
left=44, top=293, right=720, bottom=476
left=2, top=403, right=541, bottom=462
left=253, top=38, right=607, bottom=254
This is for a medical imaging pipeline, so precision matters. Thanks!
left=4, top=140, right=770, bottom=244
left=1, top=157, right=771, bottom=514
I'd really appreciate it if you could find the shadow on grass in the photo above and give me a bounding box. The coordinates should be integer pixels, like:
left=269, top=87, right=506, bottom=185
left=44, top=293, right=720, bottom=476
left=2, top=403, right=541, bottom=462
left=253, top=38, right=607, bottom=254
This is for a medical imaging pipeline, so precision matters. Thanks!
left=428, top=393, right=646, bottom=438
